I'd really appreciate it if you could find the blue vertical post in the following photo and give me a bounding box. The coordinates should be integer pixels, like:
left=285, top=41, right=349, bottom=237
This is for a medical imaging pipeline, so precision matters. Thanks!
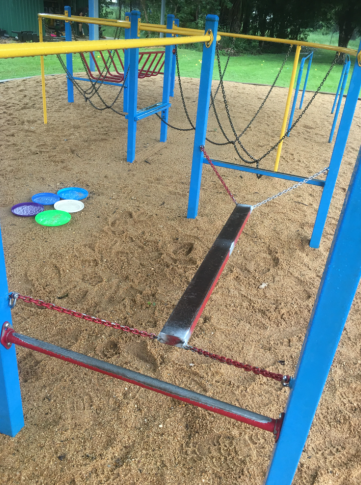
left=329, top=59, right=351, bottom=143
left=126, top=10, right=140, bottom=163
left=187, top=16, right=219, bottom=219
left=265, top=146, right=361, bottom=485
left=299, top=52, right=313, bottom=109
left=287, top=58, right=305, bottom=136
left=331, top=61, right=347, bottom=114
left=160, top=14, right=175, bottom=143
left=123, top=12, right=131, bottom=113
left=88, top=0, right=99, bottom=72
left=170, top=18, right=179, bottom=97
left=310, top=41, right=361, bottom=248
left=64, top=6, right=74, bottom=103
left=0, top=227, right=24, bottom=437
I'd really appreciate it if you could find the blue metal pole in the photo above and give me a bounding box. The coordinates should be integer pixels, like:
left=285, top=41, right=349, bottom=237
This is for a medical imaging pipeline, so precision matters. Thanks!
left=299, top=52, right=313, bottom=109
left=329, top=59, right=351, bottom=143
left=170, top=18, right=179, bottom=97
left=331, top=61, right=347, bottom=114
left=123, top=12, right=131, bottom=113
left=287, top=58, right=305, bottom=136
left=126, top=10, right=140, bottom=163
left=0, top=226, right=24, bottom=437
left=187, top=15, right=219, bottom=219
left=88, top=0, right=99, bottom=72
left=265, top=146, right=361, bottom=485
left=160, top=14, right=175, bottom=143
left=64, top=6, right=74, bottom=103
left=310, top=40, right=361, bottom=249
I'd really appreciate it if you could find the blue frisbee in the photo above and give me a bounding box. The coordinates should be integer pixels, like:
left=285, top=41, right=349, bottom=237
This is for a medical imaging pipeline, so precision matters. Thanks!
left=32, top=192, right=61, bottom=205
left=57, top=187, right=89, bottom=201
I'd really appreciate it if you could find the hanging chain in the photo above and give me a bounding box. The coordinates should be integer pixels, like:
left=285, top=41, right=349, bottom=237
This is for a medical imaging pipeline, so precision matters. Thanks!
left=212, top=48, right=339, bottom=165
left=184, top=344, right=290, bottom=385
left=201, top=146, right=237, bottom=204
left=10, top=293, right=291, bottom=384
left=11, top=293, right=157, bottom=339
left=252, top=167, right=329, bottom=209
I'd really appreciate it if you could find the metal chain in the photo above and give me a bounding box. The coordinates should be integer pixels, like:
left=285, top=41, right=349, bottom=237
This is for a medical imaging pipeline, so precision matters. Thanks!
left=213, top=48, right=339, bottom=165
left=10, top=293, right=291, bottom=385
left=11, top=293, right=157, bottom=339
left=252, top=167, right=329, bottom=209
left=201, top=146, right=237, bottom=204
left=184, top=345, right=290, bottom=384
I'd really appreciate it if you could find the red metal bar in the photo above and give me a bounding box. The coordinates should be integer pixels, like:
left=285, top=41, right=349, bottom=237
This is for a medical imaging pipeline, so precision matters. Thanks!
left=1, top=325, right=282, bottom=438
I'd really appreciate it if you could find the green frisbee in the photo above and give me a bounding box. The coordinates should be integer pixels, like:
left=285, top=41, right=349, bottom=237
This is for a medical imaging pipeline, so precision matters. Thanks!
left=35, top=210, right=71, bottom=227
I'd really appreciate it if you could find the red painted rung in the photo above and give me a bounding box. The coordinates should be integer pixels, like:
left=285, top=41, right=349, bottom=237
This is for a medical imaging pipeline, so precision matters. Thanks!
left=80, top=50, right=165, bottom=84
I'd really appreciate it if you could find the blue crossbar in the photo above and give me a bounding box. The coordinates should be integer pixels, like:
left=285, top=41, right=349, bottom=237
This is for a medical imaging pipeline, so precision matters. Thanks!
left=205, top=159, right=326, bottom=187
left=72, top=76, right=124, bottom=88
left=129, top=102, right=171, bottom=121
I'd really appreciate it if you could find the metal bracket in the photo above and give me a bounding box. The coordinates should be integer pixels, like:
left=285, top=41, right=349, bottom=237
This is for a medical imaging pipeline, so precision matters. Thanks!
left=9, top=292, right=18, bottom=309
left=273, top=413, right=285, bottom=442
left=282, top=375, right=291, bottom=387
left=205, top=29, right=213, bottom=48
left=0, top=322, right=13, bottom=349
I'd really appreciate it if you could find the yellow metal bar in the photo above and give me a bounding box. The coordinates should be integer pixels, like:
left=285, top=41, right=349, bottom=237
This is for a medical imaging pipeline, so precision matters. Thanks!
left=38, top=13, right=131, bottom=29
left=38, top=17, right=47, bottom=125
left=173, top=26, right=357, bottom=56
left=0, top=35, right=212, bottom=59
left=274, top=45, right=301, bottom=172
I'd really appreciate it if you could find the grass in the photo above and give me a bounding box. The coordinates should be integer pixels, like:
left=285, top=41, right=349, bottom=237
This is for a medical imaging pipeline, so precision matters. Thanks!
left=0, top=30, right=359, bottom=94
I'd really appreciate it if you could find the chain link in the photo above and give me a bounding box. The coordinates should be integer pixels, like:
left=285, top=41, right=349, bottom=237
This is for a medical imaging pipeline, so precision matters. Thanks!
left=201, top=146, right=237, bottom=204
left=252, top=167, right=329, bottom=209
left=184, top=344, right=290, bottom=384
left=11, top=293, right=291, bottom=384
left=12, top=293, right=157, bottom=340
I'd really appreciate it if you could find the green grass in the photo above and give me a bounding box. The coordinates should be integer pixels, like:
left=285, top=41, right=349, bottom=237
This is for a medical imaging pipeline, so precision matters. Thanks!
left=1, top=31, right=359, bottom=94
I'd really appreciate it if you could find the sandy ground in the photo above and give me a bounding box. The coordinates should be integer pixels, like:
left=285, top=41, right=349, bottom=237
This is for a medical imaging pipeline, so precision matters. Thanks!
left=0, top=70, right=361, bottom=485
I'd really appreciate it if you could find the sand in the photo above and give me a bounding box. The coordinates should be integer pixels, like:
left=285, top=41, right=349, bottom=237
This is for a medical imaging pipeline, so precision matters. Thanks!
left=0, top=70, right=361, bottom=485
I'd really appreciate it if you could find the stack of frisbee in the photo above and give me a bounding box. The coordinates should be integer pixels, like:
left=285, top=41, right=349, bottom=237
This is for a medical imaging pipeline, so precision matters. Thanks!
left=11, top=187, right=88, bottom=227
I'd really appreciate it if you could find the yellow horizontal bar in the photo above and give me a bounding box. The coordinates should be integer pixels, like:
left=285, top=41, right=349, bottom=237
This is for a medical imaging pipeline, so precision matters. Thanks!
left=38, top=13, right=130, bottom=29
left=0, top=35, right=212, bottom=59
left=173, top=26, right=357, bottom=56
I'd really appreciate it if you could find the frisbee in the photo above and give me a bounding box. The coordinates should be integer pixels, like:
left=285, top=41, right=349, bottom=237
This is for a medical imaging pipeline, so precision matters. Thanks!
left=54, top=199, right=84, bottom=213
left=32, top=192, right=60, bottom=205
left=35, top=210, right=71, bottom=227
left=11, top=202, right=44, bottom=217
left=57, top=187, right=88, bottom=201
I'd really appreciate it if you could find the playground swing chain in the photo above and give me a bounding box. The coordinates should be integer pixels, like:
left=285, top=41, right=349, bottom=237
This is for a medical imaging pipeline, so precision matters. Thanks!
left=9, top=293, right=291, bottom=386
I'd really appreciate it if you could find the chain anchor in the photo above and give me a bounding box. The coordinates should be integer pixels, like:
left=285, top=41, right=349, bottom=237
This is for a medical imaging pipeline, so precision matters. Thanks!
left=9, top=292, right=18, bottom=309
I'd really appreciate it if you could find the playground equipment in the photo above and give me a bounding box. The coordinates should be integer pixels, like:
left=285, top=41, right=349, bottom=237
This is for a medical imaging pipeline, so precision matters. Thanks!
left=329, top=55, right=352, bottom=142
left=1, top=14, right=361, bottom=484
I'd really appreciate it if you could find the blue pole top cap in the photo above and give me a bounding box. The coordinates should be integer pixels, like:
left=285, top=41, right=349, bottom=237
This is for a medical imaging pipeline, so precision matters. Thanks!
left=205, top=14, right=219, bottom=22
left=130, top=10, right=141, bottom=17
left=167, top=14, right=175, bottom=19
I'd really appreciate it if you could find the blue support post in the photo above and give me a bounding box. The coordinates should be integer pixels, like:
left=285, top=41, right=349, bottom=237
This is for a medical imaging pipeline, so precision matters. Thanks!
left=88, top=0, right=99, bottom=72
left=0, top=227, right=24, bottom=437
left=170, top=18, right=179, bottom=97
left=265, top=146, right=361, bottom=485
left=187, top=15, right=219, bottom=219
left=331, top=60, right=347, bottom=114
left=160, top=14, right=175, bottom=143
left=287, top=58, right=305, bottom=136
left=329, top=59, right=351, bottom=143
left=310, top=41, right=361, bottom=248
left=123, top=12, right=131, bottom=113
left=126, top=10, right=141, bottom=163
left=64, top=6, right=74, bottom=103
left=299, top=52, right=313, bottom=109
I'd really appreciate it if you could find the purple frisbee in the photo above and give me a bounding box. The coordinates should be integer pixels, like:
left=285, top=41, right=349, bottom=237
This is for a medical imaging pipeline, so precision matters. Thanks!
left=11, top=202, right=44, bottom=217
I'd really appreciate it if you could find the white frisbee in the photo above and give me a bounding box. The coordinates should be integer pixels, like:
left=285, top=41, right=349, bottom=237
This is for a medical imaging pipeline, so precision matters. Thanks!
left=54, top=199, right=84, bottom=213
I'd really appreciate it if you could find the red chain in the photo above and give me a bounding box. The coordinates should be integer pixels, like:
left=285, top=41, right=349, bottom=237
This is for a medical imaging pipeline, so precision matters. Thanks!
left=11, top=293, right=290, bottom=384
left=185, top=345, right=290, bottom=384
left=201, top=146, right=237, bottom=205
left=13, top=293, right=157, bottom=340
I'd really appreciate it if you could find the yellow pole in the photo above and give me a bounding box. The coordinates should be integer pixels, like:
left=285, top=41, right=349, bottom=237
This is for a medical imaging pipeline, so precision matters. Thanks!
left=273, top=45, right=301, bottom=172
left=38, top=17, right=47, bottom=125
